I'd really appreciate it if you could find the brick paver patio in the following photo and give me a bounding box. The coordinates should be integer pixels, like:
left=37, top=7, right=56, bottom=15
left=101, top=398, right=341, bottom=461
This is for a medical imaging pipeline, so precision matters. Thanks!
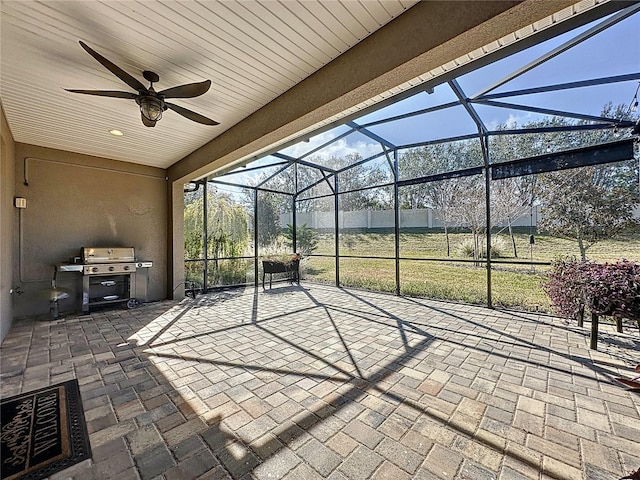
left=1, top=283, right=638, bottom=479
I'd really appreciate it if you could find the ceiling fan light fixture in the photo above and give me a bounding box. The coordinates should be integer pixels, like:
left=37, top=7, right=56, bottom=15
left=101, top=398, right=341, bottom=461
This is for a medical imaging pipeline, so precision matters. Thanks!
left=139, top=96, right=163, bottom=122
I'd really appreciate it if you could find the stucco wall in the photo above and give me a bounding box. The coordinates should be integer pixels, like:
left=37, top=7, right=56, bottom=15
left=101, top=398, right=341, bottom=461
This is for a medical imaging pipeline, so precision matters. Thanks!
left=12, top=144, right=168, bottom=318
left=1, top=107, right=16, bottom=343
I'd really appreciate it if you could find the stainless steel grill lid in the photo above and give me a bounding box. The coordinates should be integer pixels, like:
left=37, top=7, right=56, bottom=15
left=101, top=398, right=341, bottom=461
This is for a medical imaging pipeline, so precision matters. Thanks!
left=81, top=247, right=134, bottom=264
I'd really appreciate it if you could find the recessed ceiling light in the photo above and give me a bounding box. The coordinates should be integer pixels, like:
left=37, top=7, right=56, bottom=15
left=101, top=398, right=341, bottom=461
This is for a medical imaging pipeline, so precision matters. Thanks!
left=109, top=129, right=124, bottom=136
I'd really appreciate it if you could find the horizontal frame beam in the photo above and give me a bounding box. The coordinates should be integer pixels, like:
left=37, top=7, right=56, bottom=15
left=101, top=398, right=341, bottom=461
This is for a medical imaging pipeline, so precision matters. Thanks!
left=491, top=138, right=636, bottom=179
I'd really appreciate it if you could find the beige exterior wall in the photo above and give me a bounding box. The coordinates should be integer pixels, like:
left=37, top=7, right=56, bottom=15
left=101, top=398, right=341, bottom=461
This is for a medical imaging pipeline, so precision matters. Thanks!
left=1, top=107, right=16, bottom=342
left=11, top=143, right=168, bottom=318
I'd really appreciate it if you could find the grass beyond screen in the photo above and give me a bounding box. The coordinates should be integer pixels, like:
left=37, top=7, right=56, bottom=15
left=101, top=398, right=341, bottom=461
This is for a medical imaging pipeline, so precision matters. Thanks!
left=300, top=230, right=639, bottom=312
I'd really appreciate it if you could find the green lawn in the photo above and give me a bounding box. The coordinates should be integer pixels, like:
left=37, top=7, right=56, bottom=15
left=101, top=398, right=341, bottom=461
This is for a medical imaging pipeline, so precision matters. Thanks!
left=329, top=229, right=640, bottom=263
left=301, top=230, right=640, bottom=313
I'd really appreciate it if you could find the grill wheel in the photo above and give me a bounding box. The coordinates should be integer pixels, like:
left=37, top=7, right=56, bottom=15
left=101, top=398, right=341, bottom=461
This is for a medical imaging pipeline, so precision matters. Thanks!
left=126, top=298, right=140, bottom=309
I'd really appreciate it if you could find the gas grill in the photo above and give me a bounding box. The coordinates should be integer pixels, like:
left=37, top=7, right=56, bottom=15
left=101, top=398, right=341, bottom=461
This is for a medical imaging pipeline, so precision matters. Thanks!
left=57, top=247, right=152, bottom=313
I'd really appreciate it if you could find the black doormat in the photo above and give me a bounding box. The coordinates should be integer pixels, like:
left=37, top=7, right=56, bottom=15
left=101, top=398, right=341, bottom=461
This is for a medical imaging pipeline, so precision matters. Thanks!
left=1, top=379, right=92, bottom=480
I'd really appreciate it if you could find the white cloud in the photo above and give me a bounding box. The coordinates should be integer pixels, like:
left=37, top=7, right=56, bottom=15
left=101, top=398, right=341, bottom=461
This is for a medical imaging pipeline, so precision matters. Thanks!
left=285, top=130, right=381, bottom=161
left=213, top=130, right=383, bottom=188
left=486, top=112, right=545, bottom=131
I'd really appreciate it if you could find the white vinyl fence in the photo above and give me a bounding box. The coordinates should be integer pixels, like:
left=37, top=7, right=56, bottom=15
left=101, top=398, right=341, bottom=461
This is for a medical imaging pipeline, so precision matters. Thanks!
left=280, top=206, right=542, bottom=230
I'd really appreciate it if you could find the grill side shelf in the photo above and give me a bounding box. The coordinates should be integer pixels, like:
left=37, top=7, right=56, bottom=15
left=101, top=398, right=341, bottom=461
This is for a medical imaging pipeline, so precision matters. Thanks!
left=57, top=264, right=83, bottom=272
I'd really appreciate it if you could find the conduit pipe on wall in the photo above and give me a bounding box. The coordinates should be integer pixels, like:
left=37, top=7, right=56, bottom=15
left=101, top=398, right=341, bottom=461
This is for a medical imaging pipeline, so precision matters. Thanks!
left=23, top=157, right=167, bottom=186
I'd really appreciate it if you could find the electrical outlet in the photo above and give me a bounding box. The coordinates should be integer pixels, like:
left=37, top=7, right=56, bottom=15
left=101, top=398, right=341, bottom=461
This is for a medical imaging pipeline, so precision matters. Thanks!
left=14, top=197, right=27, bottom=209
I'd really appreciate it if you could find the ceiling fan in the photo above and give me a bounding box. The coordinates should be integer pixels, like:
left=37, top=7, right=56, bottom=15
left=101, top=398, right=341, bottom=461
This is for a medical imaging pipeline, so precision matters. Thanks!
left=66, top=41, right=219, bottom=128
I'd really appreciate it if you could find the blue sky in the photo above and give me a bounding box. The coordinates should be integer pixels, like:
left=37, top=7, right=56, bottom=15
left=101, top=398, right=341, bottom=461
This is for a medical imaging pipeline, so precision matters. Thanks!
left=221, top=8, right=639, bottom=184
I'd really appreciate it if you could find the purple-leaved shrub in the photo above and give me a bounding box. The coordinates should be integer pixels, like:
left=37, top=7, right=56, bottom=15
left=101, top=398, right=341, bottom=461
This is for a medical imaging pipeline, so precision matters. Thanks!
left=544, top=259, right=640, bottom=323
left=586, top=260, right=640, bottom=321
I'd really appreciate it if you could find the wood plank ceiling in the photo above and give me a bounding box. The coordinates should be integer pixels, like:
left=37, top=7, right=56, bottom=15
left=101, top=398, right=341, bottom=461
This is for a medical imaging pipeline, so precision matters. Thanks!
left=0, top=0, right=416, bottom=168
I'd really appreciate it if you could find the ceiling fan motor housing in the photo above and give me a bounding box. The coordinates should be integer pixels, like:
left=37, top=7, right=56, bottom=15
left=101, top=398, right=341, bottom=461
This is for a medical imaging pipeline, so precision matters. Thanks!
left=143, top=70, right=160, bottom=84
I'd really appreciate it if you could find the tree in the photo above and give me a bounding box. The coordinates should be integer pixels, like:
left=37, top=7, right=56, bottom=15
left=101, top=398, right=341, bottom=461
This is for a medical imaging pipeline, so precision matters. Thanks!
left=490, top=177, right=534, bottom=257
left=206, top=196, right=249, bottom=259
left=184, top=191, right=250, bottom=260
left=333, top=154, right=392, bottom=210
left=398, top=140, right=484, bottom=209
left=283, top=223, right=319, bottom=256
left=485, top=103, right=638, bottom=259
left=256, top=191, right=285, bottom=249
left=450, top=176, right=487, bottom=261
left=428, top=178, right=464, bottom=256
left=238, top=171, right=293, bottom=251
left=536, top=165, right=639, bottom=260
left=397, top=139, right=487, bottom=256
left=184, top=199, right=204, bottom=260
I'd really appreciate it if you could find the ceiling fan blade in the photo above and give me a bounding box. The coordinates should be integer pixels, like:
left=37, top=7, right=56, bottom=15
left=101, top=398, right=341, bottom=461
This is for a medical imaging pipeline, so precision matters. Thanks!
left=78, top=41, right=147, bottom=92
left=141, top=112, right=157, bottom=127
left=165, top=102, right=219, bottom=125
left=65, top=89, right=138, bottom=99
left=158, top=80, right=211, bottom=99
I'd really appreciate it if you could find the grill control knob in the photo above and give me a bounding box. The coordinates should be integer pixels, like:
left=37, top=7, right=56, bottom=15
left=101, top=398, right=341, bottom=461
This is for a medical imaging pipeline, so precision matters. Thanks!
left=91, top=267, right=98, bottom=273
left=124, top=265, right=130, bottom=271
left=108, top=266, right=115, bottom=272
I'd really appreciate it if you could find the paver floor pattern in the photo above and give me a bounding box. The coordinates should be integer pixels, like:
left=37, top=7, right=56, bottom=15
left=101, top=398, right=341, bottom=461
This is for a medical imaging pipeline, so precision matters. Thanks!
left=0, top=283, right=638, bottom=480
